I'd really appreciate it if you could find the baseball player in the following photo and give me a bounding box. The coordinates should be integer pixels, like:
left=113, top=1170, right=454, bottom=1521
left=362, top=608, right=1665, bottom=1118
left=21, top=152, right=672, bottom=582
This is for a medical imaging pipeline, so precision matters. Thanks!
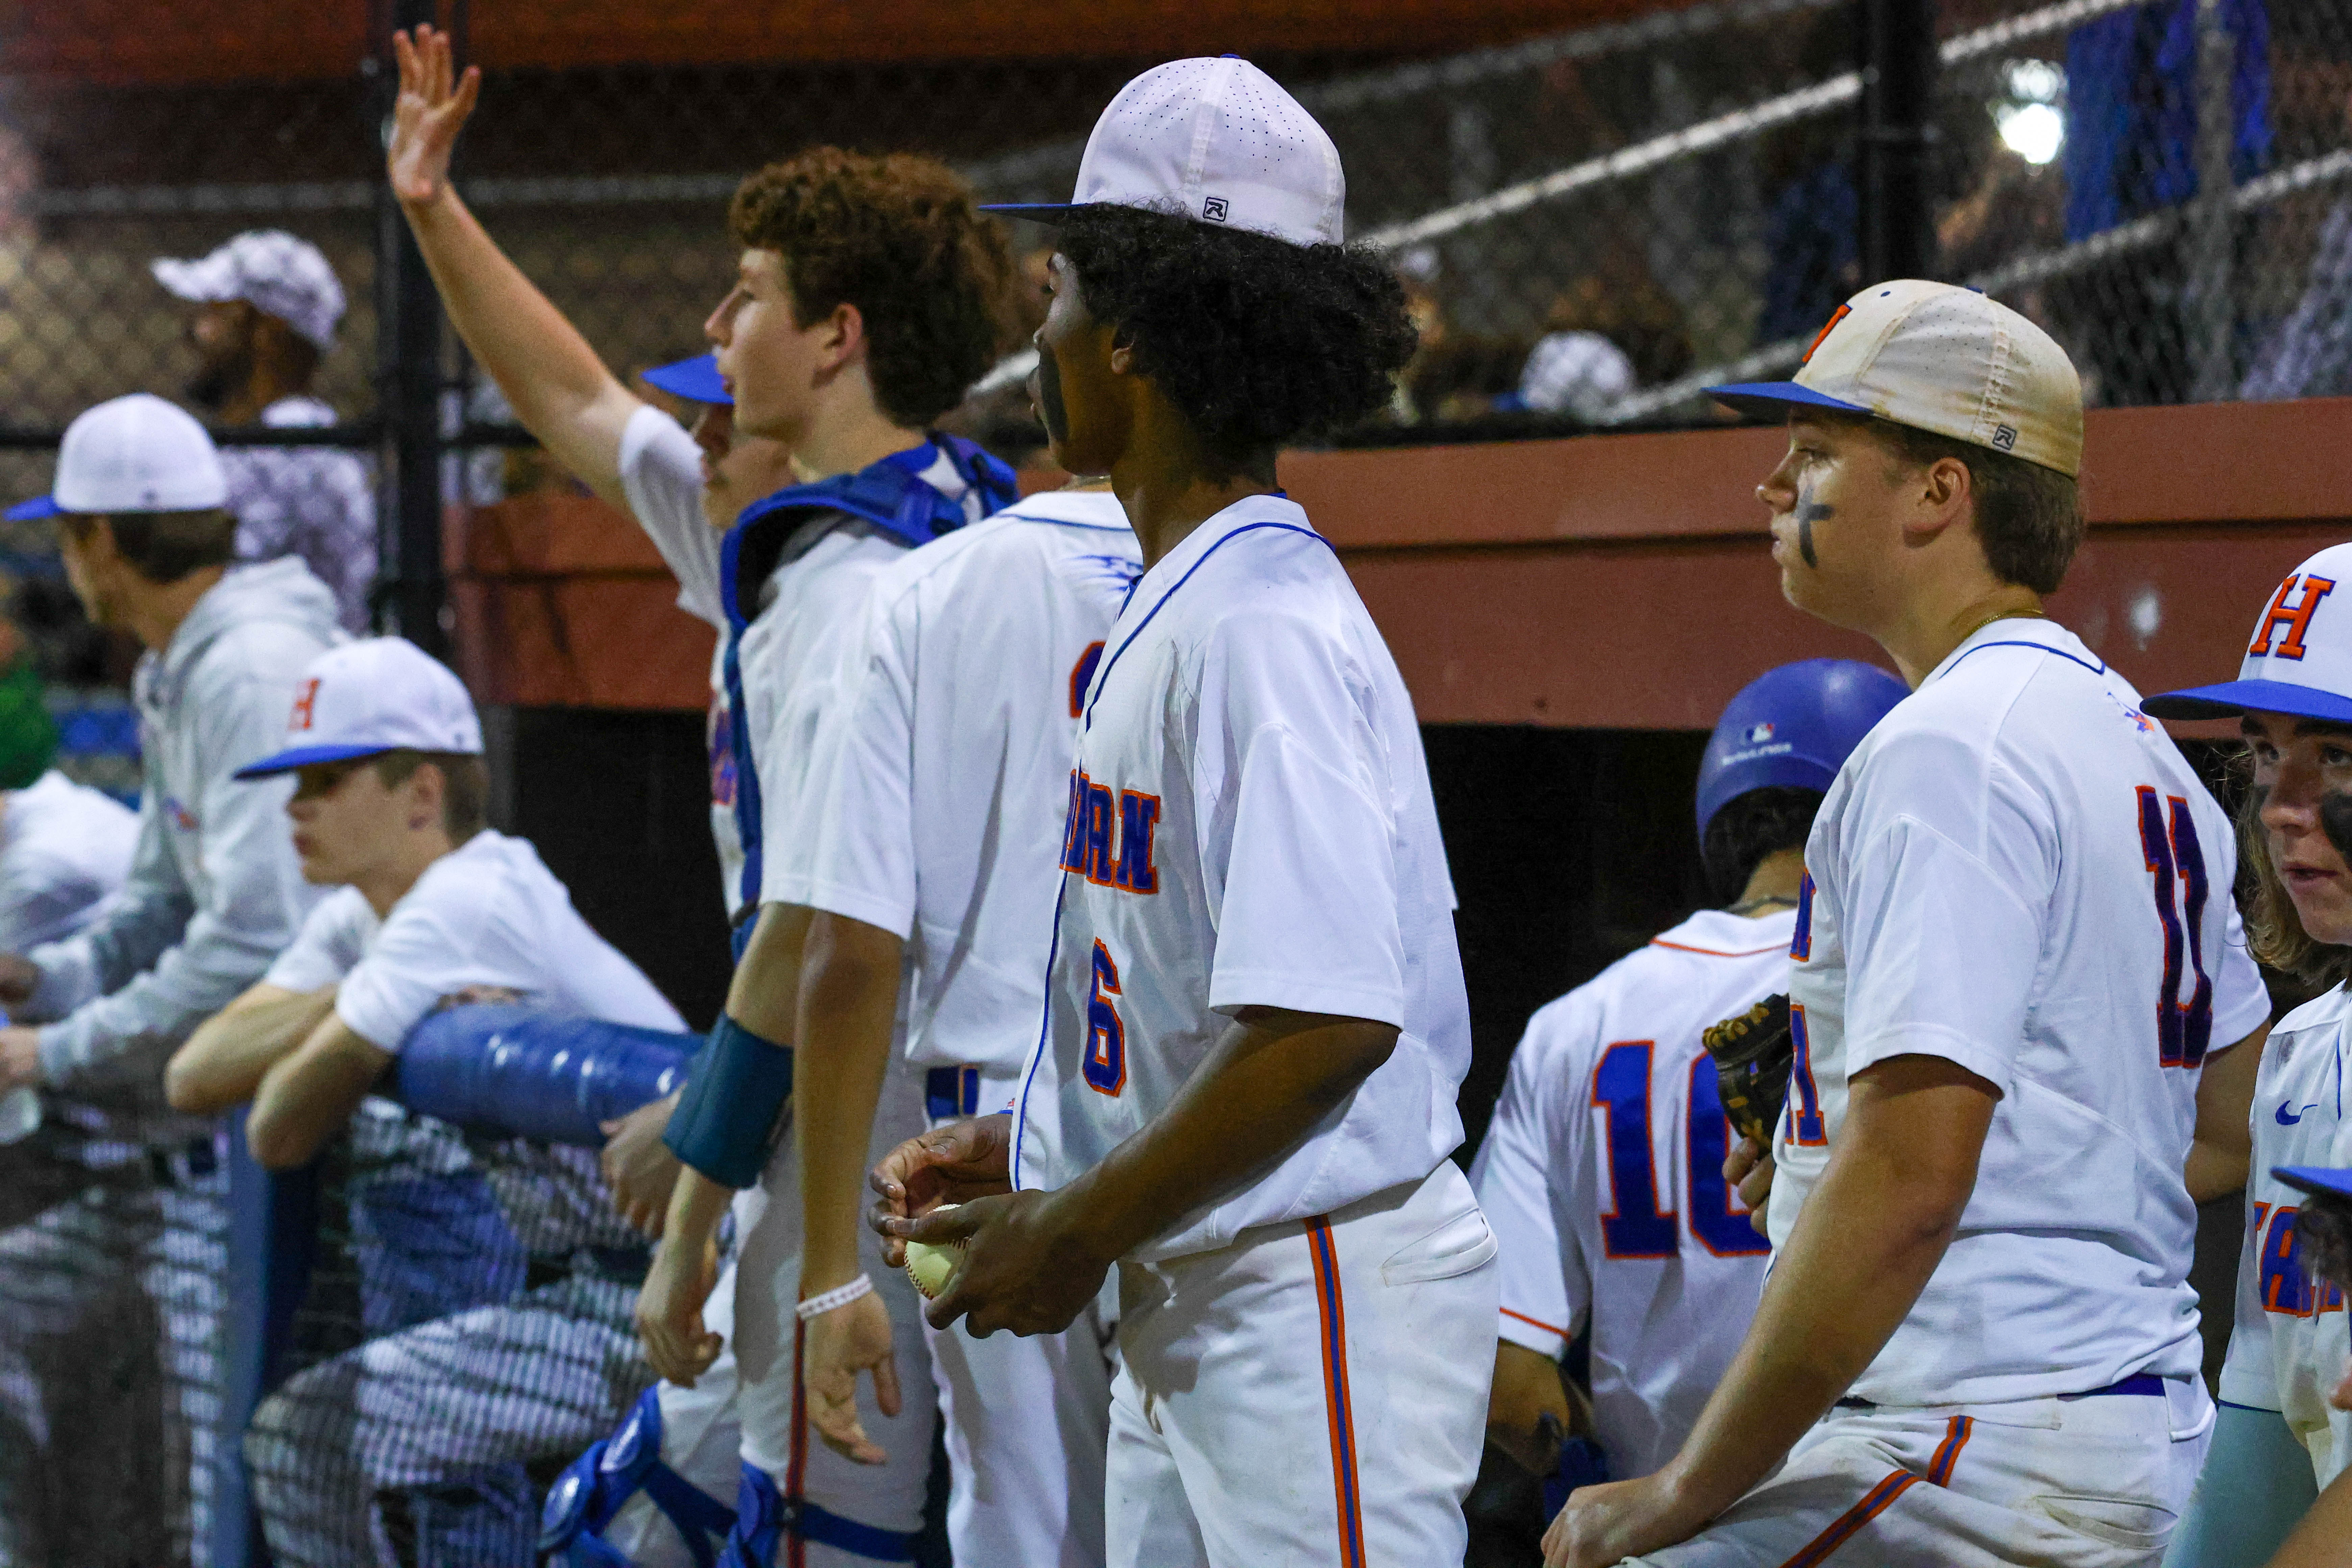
left=1473, top=659, right=1906, bottom=1489
left=0, top=392, right=339, bottom=1565
left=2138, top=545, right=2352, bottom=1567
left=154, top=229, right=377, bottom=632
left=384, top=28, right=1020, bottom=1565
left=873, top=58, right=1489, bottom=1568
left=1547, top=280, right=2273, bottom=1568
left=165, top=636, right=684, bottom=1567
left=2233, top=1164, right=2352, bottom=1568
left=784, top=474, right=1142, bottom=1566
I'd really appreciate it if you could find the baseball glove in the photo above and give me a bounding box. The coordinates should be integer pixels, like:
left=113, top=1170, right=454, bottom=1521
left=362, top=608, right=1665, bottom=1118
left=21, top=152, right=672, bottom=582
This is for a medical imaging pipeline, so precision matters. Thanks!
left=1703, top=994, right=1793, bottom=1149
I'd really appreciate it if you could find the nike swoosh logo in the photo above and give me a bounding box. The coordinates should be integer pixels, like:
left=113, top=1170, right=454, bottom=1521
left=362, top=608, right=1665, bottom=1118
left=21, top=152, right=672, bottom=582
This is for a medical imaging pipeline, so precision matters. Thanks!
left=2279, top=1102, right=2318, bottom=1125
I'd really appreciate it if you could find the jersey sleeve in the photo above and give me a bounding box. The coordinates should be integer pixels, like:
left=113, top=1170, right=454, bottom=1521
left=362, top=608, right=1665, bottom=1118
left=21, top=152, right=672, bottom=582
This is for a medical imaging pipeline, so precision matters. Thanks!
left=263, top=890, right=369, bottom=993
left=617, top=405, right=726, bottom=628
left=2212, top=899, right=2275, bottom=1051
left=801, top=584, right=920, bottom=938
left=757, top=547, right=897, bottom=910
left=1471, top=1008, right=1589, bottom=1359
left=1837, top=736, right=2052, bottom=1093
left=333, top=877, right=503, bottom=1052
left=1193, top=608, right=1406, bottom=1026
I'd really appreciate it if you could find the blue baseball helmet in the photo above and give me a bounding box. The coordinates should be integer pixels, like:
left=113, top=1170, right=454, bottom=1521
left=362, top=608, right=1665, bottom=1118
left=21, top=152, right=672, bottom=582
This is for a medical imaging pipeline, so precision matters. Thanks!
left=1696, top=659, right=1910, bottom=842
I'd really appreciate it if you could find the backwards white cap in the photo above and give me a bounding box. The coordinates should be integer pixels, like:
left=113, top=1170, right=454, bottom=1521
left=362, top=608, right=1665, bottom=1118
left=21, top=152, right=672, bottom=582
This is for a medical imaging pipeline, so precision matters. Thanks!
left=153, top=229, right=346, bottom=352
left=5, top=393, right=226, bottom=521
left=2145, top=543, right=2352, bottom=725
left=984, top=56, right=1345, bottom=248
left=235, top=638, right=484, bottom=780
left=1709, top=280, right=2084, bottom=478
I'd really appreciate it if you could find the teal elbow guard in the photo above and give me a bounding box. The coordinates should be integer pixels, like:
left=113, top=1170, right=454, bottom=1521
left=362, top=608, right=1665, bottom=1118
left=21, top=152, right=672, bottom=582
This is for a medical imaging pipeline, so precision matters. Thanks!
left=662, top=1014, right=793, bottom=1189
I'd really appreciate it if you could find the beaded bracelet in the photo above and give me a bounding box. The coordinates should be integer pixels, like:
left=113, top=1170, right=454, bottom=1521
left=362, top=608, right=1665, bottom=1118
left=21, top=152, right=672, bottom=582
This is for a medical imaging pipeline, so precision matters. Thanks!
left=795, top=1273, right=875, bottom=1322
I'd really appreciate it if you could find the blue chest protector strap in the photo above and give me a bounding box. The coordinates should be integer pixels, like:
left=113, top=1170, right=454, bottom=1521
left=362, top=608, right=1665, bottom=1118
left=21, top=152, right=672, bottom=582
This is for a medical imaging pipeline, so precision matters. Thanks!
left=541, top=1388, right=736, bottom=1568
left=664, top=1014, right=792, bottom=1190
left=716, top=435, right=1018, bottom=915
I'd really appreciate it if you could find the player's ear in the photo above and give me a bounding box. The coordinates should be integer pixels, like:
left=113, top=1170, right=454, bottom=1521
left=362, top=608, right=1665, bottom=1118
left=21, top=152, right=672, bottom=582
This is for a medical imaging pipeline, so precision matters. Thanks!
left=407, top=761, right=446, bottom=833
left=816, top=300, right=866, bottom=374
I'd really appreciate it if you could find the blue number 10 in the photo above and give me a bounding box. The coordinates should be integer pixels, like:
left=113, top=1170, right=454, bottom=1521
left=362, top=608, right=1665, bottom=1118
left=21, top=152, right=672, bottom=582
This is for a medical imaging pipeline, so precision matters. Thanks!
left=1593, top=1041, right=1768, bottom=1260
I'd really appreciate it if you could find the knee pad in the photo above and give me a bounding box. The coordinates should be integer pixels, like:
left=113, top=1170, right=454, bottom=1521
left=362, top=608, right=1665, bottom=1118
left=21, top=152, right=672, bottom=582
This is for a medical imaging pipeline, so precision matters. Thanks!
left=717, top=1463, right=919, bottom=1567
left=540, top=1388, right=735, bottom=1568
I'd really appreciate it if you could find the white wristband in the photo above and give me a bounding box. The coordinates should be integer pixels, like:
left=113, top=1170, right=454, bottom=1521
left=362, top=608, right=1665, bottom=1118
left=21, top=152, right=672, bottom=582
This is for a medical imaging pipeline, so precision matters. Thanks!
left=795, top=1273, right=874, bottom=1322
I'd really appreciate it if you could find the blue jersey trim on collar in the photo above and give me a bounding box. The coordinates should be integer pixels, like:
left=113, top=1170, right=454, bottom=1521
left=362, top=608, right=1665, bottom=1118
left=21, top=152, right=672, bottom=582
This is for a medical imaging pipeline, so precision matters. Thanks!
left=1941, top=638, right=2108, bottom=681
left=1081, top=520, right=1333, bottom=729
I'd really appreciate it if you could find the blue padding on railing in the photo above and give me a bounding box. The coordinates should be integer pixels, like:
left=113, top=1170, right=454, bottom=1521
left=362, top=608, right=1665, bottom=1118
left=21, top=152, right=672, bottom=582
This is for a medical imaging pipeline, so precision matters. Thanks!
left=392, top=1005, right=702, bottom=1149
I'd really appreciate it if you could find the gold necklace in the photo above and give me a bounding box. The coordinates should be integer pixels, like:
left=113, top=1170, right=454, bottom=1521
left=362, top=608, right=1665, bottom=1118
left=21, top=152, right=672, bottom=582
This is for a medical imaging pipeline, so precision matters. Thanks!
left=1953, top=602, right=2047, bottom=647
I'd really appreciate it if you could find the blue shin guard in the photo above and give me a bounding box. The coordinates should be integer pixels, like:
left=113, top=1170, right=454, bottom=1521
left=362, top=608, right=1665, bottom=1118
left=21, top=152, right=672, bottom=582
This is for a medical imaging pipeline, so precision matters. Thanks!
left=718, top=1465, right=918, bottom=1566
left=540, top=1388, right=735, bottom=1568
left=662, top=1015, right=792, bottom=1190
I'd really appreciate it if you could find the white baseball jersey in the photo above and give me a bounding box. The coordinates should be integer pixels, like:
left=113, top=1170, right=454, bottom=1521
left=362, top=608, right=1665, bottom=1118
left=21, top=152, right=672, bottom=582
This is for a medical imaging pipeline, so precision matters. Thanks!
left=1773, top=617, right=2270, bottom=1406
left=0, top=770, right=139, bottom=953
left=264, top=829, right=684, bottom=1048
left=616, top=405, right=983, bottom=921
left=1011, top=493, right=1471, bottom=1260
left=787, top=489, right=1143, bottom=1071
left=1471, top=907, right=1790, bottom=1479
left=2220, top=982, right=2352, bottom=1487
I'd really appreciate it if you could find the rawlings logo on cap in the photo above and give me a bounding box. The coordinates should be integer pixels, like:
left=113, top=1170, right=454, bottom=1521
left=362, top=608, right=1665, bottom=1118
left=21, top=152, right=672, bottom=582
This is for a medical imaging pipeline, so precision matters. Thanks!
left=1202, top=195, right=1229, bottom=223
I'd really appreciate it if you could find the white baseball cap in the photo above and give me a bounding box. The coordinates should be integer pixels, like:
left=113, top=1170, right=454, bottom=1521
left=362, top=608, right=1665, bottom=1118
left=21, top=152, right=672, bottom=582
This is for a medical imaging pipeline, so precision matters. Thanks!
left=1708, top=280, right=2084, bottom=478
left=5, top=393, right=227, bottom=521
left=153, top=229, right=346, bottom=352
left=2145, top=544, right=2352, bottom=725
left=235, top=638, right=484, bottom=779
left=984, top=56, right=1345, bottom=247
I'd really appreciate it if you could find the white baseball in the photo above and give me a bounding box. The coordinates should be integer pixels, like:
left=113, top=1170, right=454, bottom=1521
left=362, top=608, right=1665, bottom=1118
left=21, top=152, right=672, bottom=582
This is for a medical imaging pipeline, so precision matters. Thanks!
left=903, top=1203, right=965, bottom=1300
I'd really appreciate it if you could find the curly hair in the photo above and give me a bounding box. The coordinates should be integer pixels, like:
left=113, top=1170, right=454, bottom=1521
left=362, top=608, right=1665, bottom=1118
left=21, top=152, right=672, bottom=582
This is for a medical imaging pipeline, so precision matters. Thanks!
left=729, top=149, right=1018, bottom=428
left=1700, top=786, right=1824, bottom=906
left=2235, top=758, right=2352, bottom=991
left=1058, top=206, right=1417, bottom=478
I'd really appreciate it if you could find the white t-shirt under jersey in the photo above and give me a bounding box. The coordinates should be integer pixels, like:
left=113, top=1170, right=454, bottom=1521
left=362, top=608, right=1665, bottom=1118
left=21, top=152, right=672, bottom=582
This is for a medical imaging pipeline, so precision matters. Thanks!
left=1773, top=618, right=2270, bottom=1406
left=615, top=403, right=974, bottom=921
left=2220, top=983, right=2352, bottom=1488
left=789, top=489, right=1143, bottom=1074
left=1011, top=493, right=1470, bottom=1261
left=1471, top=907, right=1791, bottom=1481
left=0, top=770, right=139, bottom=954
left=264, top=829, right=683, bottom=1048
left=617, top=406, right=738, bottom=908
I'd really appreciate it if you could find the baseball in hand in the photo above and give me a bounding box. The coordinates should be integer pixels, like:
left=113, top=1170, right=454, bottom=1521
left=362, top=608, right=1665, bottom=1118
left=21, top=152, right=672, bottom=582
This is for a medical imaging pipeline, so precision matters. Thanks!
left=903, top=1203, right=965, bottom=1299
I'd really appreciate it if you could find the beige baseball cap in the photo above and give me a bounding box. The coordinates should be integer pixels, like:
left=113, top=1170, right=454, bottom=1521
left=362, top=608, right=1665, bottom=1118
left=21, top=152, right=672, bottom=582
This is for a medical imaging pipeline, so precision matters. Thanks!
left=1709, top=280, right=2083, bottom=478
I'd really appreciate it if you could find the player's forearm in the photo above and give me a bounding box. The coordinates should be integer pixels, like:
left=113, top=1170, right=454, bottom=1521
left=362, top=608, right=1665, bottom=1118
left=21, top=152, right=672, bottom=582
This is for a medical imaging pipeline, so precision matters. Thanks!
left=1064, top=1006, right=1397, bottom=1263
left=794, top=913, right=904, bottom=1292
left=165, top=985, right=337, bottom=1113
left=247, top=1022, right=393, bottom=1170
left=657, top=1166, right=737, bottom=1260
left=726, top=903, right=812, bottom=1043
left=2186, top=1021, right=2266, bottom=1205
left=1658, top=1065, right=1991, bottom=1520
left=396, top=185, right=636, bottom=494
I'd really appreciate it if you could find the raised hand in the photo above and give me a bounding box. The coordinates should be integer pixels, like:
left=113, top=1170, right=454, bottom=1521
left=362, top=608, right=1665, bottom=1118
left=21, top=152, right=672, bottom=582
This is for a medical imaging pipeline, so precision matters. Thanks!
left=387, top=24, right=481, bottom=208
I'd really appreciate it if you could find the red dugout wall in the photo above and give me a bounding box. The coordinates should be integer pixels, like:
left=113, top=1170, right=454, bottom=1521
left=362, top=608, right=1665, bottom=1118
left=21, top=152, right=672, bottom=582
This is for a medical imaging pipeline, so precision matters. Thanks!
left=451, top=397, right=2352, bottom=729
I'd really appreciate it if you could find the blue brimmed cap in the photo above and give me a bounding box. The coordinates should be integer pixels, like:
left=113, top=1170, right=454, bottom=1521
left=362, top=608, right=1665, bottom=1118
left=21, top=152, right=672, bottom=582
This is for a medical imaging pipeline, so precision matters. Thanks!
left=640, top=353, right=729, bottom=406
